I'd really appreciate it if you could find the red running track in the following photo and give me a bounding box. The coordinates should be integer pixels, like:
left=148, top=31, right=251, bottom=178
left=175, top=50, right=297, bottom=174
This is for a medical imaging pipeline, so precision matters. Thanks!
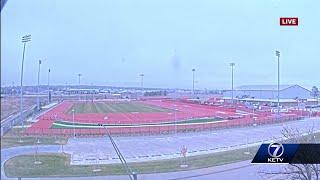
left=25, top=100, right=318, bottom=136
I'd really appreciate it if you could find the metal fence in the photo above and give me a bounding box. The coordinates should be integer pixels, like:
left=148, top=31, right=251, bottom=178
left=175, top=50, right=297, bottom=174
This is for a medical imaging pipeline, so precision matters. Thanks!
left=1, top=105, right=37, bottom=136
left=24, top=115, right=307, bottom=137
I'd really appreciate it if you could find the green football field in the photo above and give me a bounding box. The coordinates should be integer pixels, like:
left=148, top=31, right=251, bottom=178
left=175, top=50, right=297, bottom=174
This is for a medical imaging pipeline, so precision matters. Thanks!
left=66, top=101, right=172, bottom=114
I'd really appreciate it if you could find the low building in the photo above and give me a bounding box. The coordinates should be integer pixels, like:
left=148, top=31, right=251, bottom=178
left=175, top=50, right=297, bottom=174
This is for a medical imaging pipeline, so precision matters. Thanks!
left=64, top=88, right=99, bottom=94
left=223, top=85, right=311, bottom=100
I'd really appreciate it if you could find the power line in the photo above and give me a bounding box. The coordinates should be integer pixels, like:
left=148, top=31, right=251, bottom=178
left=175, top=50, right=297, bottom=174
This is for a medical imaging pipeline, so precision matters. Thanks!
left=99, top=124, right=134, bottom=180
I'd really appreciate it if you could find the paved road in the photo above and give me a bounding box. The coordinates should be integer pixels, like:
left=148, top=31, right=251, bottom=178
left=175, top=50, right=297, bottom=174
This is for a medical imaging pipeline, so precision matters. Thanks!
left=1, top=117, right=319, bottom=179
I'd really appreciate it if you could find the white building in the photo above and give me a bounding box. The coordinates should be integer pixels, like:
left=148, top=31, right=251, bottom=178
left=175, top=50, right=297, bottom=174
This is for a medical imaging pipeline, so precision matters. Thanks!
left=65, top=88, right=99, bottom=94
left=223, top=85, right=311, bottom=99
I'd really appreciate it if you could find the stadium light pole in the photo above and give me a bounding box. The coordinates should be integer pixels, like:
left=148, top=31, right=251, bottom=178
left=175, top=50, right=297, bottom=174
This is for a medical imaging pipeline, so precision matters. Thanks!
left=175, top=108, right=178, bottom=134
left=91, top=82, right=94, bottom=103
left=276, top=51, right=280, bottom=119
left=230, top=63, right=235, bottom=106
left=19, top=34, right=31, bottom=142
left=140, top=74, right=144, bottom=90
left=72, top=109, right=75, bottom=138
left=47, top=68, right=51, bottom=103
left=65, top=82, right=68, bottom=90
left=78, top=73, right=82, bottom=85
left=78, top=73, right=82, bottom=100
left=192, top=68, right=195, bottom=94
left=37, top=60, right=42, bottom=111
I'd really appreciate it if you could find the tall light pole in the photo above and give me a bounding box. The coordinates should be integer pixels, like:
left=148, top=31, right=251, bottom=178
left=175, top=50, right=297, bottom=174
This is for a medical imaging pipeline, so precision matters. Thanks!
left=78, top=73, right=82, bottom=100
left=37, top=60, right=42, bottom=111
left=192, top=68, right=195, bottom=94
left=65, top=82, right=68, bottom=90
left=175, top=108, right=178, bottom=134
left=276, top=51, right=280, bottom=119
left=78, top=73, right=82, bottom=85
left=20, top=34, right=31, bottom=136
left=72, top=109, right=75, bottom=138
left=47, top=68, right=51, bottom=103
left=91, top=82, right=94, bottom=103
left=140, top=74, right=144, bottom=90
left=230, top=63, right=235, bottom=105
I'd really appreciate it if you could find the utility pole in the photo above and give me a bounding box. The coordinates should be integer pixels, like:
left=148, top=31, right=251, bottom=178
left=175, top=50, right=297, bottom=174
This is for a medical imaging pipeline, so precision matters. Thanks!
left=99, top=124, right=135, bottom=180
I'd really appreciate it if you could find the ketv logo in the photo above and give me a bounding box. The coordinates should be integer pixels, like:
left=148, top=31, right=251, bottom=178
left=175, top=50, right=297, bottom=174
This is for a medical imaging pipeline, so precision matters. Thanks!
left=280, top=17, right=298, bottom=26
left=267, top=143, right=284, bottom=163
left=252, top=143, right=320, bottom=164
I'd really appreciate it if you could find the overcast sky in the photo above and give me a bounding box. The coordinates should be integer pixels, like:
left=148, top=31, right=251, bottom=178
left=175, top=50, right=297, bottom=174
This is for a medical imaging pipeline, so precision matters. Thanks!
left=1, top=0, right=319, bottom=89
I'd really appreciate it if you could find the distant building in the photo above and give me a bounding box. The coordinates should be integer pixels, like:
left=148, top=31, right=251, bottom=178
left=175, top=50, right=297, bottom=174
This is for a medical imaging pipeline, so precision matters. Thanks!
left=65, top=88, right=99, bottom=94
left=223, top=85, right=311, bottom=100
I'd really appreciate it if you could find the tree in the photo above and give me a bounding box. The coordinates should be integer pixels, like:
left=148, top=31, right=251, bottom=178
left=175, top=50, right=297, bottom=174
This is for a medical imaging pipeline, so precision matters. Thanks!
left=311, top=86, right=319, bottom=98
left=260, top=126, right=320, bottom=180
left=280, top=127, right=319, bottom=180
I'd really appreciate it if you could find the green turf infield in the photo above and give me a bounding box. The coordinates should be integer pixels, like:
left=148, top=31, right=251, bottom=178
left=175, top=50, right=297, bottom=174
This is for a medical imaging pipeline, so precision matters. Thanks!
left=66, top=102, right=172, bottom=114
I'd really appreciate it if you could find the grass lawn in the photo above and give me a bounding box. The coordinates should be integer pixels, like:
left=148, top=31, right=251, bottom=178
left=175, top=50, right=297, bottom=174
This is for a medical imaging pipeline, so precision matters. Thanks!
left=1, top=128, right=68, bottom=149
left=1, top=136, right=68, bottom=149
left=66, top=102, right=172, bottom=114
left=4, top=146, right=258, bottom=178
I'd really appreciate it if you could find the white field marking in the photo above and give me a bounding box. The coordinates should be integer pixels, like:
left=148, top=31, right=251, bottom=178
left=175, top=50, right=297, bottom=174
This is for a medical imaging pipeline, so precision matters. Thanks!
left=52, top=120, right=229, bottom=128
left=216, top=111, right=227, bottom=114
left=235, top=113, right=248, bottom=116
left=13, top=125, right=32, bottom=128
